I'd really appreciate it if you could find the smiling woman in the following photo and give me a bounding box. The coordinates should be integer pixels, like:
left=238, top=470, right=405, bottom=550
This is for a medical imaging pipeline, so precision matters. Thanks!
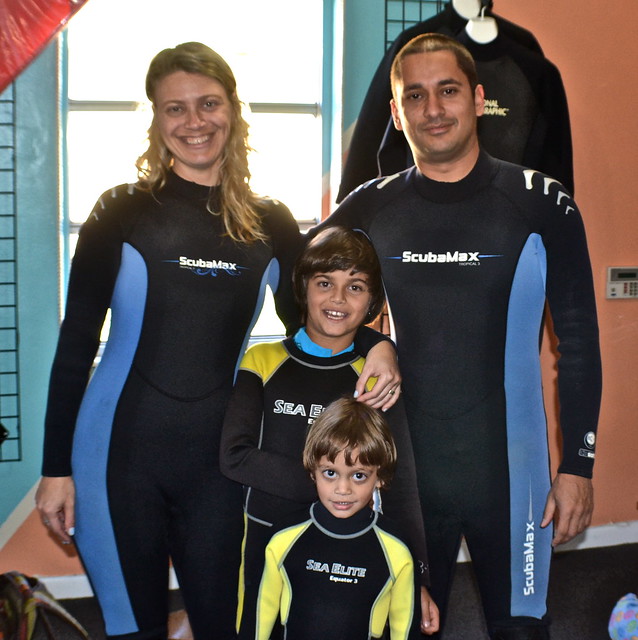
left=153, top=71, right=232, bottom=187
left=36, top=39, right=307, bottom=640
left=65, top=0, right=323, bottom=336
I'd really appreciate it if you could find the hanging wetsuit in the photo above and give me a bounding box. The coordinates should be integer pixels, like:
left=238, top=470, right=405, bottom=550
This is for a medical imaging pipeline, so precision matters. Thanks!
left=337, top=3, right=574, bottom=201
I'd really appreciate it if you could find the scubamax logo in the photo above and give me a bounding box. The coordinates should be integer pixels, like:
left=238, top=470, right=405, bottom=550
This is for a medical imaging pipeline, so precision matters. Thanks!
left=164, top=255, right=244, bottom=277
left=578, top=431, right=596, bottom=460
left=523, top=520, right=535, bottom=595
left=393, top=250, right=502, bottom=266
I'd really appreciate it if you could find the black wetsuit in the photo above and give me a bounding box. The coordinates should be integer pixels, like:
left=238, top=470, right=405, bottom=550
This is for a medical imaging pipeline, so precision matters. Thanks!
left=337, top=3, right=574, bottom=201
left=42, top=172, right=303, bottom=639
left=220, top=331, right=427, bottom=639
left=317, top=152, right=602, bottom=635
left=256, top=502, right=420, bottom=640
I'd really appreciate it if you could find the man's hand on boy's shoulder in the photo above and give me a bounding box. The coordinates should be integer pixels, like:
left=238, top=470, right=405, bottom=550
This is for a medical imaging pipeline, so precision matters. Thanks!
left=355, top=340, right=401, bottom=411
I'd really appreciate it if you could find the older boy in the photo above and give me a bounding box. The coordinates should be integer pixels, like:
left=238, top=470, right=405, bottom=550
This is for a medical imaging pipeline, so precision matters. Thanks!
left=220, top=227, right=438, bottom=637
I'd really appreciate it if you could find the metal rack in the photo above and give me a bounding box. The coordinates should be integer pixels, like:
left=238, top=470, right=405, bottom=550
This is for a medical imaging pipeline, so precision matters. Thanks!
left=385, top=0, right=445, bottom=48
left=0, top=83, right=21, bottom=463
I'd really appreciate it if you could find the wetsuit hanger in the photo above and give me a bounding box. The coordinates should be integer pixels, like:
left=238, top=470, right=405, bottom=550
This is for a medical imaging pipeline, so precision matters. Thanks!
left=451, top=0, right=481, bottom=19
left=464, top=2, right=498, bottom=43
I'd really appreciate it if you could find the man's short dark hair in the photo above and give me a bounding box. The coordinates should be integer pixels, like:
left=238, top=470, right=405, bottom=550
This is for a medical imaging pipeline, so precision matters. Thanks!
left=390, top=32, right=479, bottom=98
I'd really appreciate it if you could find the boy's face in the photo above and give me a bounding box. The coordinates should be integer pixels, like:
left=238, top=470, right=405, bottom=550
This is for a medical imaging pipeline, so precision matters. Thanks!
left=312, top=447, right=381, bottom=519
left=305, top=269, right=372, bottom=354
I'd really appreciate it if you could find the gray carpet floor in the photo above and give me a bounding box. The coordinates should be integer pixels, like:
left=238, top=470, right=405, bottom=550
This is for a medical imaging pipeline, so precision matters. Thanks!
left=58, top=543, right=638, bottom=639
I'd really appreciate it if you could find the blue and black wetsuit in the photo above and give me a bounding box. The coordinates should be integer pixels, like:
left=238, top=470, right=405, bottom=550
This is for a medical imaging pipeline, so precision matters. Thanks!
left=42, top=172, right=302, bottom=640
left=316, top=151, right=602, bottom=636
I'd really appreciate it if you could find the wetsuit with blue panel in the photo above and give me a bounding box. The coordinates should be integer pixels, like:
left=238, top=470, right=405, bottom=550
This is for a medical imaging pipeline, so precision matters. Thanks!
left=41, top=171, right=303, bottom=640
left=316, top=151, right=602, bottom=637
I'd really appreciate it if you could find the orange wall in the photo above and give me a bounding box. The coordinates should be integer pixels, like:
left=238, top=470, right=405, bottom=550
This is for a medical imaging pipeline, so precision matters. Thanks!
left=0, top=510, right=83, bottom=576
left=496, top=0, right=638, bottom=526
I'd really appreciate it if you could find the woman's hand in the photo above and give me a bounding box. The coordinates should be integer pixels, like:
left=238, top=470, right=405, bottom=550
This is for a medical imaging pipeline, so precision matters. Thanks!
left=35, top=476, right=76, bottom=545
left=354, top=340, right=402, bottom=411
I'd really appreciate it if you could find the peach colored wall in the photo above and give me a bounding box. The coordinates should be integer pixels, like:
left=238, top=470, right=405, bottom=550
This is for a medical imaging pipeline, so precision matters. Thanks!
left=0, top=510, right=82, bottom=576
left=496, top=0, right=638, bottom=526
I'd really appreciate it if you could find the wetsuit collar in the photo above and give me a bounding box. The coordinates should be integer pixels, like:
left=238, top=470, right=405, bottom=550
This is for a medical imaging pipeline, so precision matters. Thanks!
left=412, top=150, right=497, bottom=204
left=310, top=501, right=377, bottom=538
left=283, top=336, right=360, bottom=370
left=164, top=170, right=221, bottom=206
left=293, top=327, right=355, bottom=358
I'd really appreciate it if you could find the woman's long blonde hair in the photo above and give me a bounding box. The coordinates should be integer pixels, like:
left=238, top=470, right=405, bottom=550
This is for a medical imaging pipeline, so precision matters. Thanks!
left=136, top=42, right=265, bottom=243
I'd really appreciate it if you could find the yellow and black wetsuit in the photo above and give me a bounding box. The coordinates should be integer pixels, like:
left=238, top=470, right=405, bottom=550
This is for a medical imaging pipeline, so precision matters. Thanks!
left=256, top=502, right=420, bottom=640
left=220, top=333, right=427, bottom=639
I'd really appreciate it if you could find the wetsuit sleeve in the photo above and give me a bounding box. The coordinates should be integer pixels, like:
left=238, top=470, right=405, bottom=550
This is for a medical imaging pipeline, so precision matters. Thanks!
left=220, top=368, right=318, bottom=503
left=533, top=61, right=574, bottom=196
left=389, top=558, right=421, bottom=640
left=375, top=530, right=419, bottom=640
left=42, top=197, right=124, bottom=476
left=353, top=325, right=394, bottom=354
left=263, top=199, right=304, bottom=335
left=255, top=539, right=285, bottom=640
left=542, top=193, right=601, bottom=477
left=336, top=31, right=410, bottom=203
left=381, top=400, right=430, bottom=586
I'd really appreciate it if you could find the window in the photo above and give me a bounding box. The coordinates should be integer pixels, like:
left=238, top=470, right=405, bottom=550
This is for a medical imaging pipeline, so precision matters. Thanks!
left=65, top=0, right=323, bottom=338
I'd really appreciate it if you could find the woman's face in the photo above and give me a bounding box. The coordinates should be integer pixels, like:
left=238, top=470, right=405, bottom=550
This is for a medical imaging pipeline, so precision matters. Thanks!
left=153, top=70, right=233, bottom=186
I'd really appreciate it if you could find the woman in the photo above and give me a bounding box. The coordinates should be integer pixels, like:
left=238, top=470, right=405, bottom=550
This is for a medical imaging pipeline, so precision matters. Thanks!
left=36, top=42, right=399, bottom=640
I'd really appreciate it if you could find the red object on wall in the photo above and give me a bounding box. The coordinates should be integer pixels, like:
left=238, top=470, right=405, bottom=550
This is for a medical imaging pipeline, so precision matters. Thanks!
left=0, top=0, right=88, bottom=93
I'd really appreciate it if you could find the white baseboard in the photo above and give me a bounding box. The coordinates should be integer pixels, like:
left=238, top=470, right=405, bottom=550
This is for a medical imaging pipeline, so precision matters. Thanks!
left=455, top=520, right=638, bottom=562
left=37, top=520, right=637, bottom=599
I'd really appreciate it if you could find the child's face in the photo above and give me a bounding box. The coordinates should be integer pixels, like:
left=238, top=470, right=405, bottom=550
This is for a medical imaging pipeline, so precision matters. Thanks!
left=305, top=269, right=372, bottom=353
left=312, top=447, right=381, bottom=519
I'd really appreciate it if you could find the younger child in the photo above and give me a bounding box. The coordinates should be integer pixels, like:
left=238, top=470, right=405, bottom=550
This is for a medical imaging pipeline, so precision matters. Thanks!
left=255, top=397, right=420, bottom=640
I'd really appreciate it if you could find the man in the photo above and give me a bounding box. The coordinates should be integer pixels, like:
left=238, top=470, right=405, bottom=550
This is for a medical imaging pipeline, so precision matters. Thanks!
left=316, top=33, right=601, bottom=640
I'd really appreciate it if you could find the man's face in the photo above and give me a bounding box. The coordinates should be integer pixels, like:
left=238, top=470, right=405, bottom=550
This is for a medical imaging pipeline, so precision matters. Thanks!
left=390, top=50, right=484, bottom=172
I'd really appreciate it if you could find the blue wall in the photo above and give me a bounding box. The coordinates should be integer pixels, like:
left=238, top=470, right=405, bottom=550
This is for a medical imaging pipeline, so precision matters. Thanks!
left=342, top=0, right=386, bottom=130
left=0, top=42, right=61, bottom=523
